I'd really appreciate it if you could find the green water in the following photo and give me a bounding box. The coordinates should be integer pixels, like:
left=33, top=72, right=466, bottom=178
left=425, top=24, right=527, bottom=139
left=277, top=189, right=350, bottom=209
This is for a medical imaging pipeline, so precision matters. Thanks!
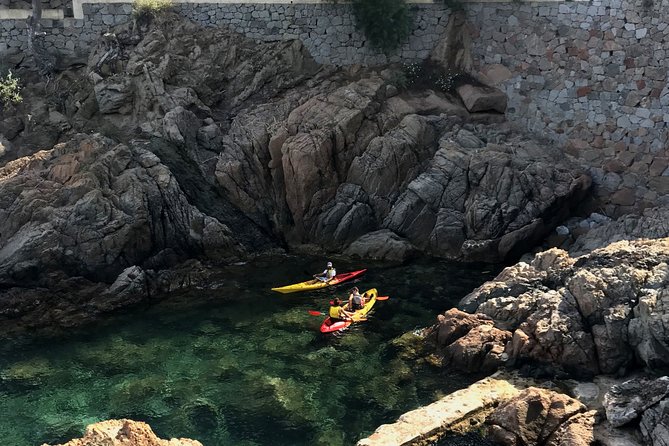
left=0, top=256, right=499, bottom=446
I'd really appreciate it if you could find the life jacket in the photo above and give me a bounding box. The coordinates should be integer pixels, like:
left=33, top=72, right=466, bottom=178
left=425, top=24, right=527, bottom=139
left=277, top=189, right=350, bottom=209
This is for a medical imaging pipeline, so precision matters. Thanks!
left=326, top=267, right=336, bottom=279
left=329, top=305, right=343, bottom=319
left=352, top=292, right=363, bottom=306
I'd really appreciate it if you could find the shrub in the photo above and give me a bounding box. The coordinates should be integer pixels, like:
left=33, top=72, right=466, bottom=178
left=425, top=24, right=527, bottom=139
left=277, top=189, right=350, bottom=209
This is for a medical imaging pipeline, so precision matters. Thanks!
left=352, top=0, right=412, bottom=53
left=132, top=0, right=174, bottom=18
left=0, top=70, right=22, bottom=106
left=397, top=60, right=466, bottom=94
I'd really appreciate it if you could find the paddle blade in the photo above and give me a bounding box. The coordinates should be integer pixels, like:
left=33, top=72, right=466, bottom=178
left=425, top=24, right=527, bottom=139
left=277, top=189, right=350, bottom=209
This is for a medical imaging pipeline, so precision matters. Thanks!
left=308, top=310, right=324, bottom=316
left=376, top=296, right=390, bottom=301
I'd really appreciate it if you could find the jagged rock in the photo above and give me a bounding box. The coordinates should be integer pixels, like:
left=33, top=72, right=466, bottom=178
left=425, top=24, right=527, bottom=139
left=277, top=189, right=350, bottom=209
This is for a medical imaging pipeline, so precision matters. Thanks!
left=344, top=229, right=419, bottom=261
left=163, top=106, right=200, bottom=147
left=42, top=418, right=202, bottom=446
left=436, top=308, right=495, bottom=346
left=444, top=324, right=512, bottom=373
left=357, top=372, right=525, bottom=446
left=604, top=377, right=669, bottom=428
left=457, top=238, right=669, bottom=376
left=640, top=398, right=669, bottom=446
left=93, top=76, right=134, bottom=114
left=0, top=134, right=246, bottom=329
left=196, top=123, right=223, bottom=151
left=105, top=265, right=147, bottom=299
left=456, top=83, right=508, bottom=114
left=570, top=207, right=669, bottom=256
left=486, top=387, right=588, bottom=446
left=545, top=411, right=597, bottom=446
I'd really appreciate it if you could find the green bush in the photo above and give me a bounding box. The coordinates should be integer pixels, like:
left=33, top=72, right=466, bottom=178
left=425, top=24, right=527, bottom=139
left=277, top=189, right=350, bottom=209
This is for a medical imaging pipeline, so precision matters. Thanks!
left=352, top=0, right=412, bottom=53
left=132, top=0, right=174, bottom=18
left=0, top=70, right=22, bottom=106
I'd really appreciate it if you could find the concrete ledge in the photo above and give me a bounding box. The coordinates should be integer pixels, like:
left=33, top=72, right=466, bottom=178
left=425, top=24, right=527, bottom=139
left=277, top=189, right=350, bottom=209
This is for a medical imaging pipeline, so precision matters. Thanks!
left=356, top=371, right=532, bottom=446
left=0, top=8, right=64, bottom=20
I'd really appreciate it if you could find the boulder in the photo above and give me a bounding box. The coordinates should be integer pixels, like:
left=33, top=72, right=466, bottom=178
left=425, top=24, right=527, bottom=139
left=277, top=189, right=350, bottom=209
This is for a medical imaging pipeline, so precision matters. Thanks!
left=486, top=387, right=589, bottom=446
left=456, top=83, right=508, bottom=114
left=163, top=106, right=200, bottom=147
left=0, top=116, right=24, bottom=140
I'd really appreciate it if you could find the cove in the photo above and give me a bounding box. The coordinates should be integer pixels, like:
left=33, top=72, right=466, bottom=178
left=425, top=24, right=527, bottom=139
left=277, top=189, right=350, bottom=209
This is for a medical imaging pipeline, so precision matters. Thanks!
left=0, top=256, right=500, bottom=446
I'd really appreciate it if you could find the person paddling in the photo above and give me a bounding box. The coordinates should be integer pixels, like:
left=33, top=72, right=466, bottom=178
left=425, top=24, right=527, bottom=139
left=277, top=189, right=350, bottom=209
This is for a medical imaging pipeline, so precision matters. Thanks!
left=329, top=297, right=354, bottom=321
left=314, top=261, right=336, bottom=282
left=347, top=286, right=365, bottom=311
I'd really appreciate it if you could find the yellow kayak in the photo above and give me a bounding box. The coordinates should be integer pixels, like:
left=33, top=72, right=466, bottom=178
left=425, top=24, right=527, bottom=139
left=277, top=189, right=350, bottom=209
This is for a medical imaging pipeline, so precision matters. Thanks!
left=271, top=269, right=367, bottom=294
left=320, top=288, right=382, bottom=333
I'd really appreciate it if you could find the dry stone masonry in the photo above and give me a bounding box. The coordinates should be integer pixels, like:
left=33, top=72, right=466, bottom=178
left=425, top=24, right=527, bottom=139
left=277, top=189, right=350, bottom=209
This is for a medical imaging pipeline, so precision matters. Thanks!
left=468, top=0, right=669, bottom=216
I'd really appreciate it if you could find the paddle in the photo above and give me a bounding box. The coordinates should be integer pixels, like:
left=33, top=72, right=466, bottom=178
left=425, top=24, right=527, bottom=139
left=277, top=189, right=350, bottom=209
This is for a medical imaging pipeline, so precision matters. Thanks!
left=307, top=310, right=367, bottom=321
left=376, top=295, right=389, bottom=301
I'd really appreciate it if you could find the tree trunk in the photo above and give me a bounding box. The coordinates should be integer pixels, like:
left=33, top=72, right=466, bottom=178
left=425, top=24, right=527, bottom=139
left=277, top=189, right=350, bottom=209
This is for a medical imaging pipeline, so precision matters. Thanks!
left=27, top=0, right=55, bottom=75
left=28, top=0, right=43, bottom=32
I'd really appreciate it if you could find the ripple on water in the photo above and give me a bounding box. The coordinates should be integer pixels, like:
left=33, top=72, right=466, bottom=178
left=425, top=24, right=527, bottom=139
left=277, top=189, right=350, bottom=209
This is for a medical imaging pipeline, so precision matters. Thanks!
left=0, top=257, right=500, bottom=446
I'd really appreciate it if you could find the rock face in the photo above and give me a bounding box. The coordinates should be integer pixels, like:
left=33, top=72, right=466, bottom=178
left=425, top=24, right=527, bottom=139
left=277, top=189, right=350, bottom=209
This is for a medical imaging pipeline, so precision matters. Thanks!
left=0, top=133, right=242, bottom=284
left=0, top=134, right=265, bottom=332
left=43, top=419, right=202, bottom=446
left=3, top=13, right=591, bottom=265
left=432, top=236, right=669, bottom=378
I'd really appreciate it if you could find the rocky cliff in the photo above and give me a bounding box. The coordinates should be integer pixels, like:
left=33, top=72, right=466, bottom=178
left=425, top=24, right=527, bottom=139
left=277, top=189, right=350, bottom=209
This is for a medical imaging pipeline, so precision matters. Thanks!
left=0, top=13, right=591, bottom=332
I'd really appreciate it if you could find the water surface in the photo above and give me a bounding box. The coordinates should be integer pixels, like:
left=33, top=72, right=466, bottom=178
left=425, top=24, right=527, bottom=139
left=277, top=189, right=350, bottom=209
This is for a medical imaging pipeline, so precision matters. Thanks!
left=0, top=256, right=500, bottom=446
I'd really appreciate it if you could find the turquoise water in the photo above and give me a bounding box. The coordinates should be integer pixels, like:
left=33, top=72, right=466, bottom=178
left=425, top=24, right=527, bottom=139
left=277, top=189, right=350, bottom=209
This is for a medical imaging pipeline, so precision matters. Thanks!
left=0, top=256, right=499, bottom=446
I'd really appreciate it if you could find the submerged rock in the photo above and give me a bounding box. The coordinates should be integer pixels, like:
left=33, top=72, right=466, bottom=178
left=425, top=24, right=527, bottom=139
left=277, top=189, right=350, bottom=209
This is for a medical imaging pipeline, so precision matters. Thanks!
left=42, top=419, right=202, bottom=446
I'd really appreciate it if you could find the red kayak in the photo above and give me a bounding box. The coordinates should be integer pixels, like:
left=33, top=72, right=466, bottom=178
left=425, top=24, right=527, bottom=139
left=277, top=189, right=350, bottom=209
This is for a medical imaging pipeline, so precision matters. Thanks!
left=272, top=269, right=367, bottom=294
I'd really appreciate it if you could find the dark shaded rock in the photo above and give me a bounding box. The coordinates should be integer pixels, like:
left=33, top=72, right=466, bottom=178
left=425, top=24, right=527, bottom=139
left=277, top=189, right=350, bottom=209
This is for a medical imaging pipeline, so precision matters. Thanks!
left=0, top=116, right=24, bottom=140
left=344, top=229, right=419, bottom=262
left=604, top=377, right=669, bottom=428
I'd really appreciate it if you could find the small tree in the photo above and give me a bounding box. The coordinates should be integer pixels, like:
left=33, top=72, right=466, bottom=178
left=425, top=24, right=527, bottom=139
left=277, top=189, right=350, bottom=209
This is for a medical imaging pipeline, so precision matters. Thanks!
left=0, top=70, right=22, bottom=106
left=352, top=0, right=412, bottom=53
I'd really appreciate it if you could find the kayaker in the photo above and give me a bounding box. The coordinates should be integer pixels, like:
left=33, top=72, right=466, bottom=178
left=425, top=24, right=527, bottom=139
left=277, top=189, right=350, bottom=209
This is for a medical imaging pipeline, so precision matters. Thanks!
left=329, top=297, right=354, bottom=321
left=314, top=261, right=336, bottom=282
left=347, top=286, right=365, bottom=311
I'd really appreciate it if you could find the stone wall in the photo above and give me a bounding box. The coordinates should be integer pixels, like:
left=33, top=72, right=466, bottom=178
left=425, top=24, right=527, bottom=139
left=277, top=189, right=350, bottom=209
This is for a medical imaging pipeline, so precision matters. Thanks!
left=468, top=0, right=669, bottom=215
left=175, top=2, right=449, bottom=66
left=0, top=3, right=128, bottom=55
left=0, top=0, right=72, bottom=10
